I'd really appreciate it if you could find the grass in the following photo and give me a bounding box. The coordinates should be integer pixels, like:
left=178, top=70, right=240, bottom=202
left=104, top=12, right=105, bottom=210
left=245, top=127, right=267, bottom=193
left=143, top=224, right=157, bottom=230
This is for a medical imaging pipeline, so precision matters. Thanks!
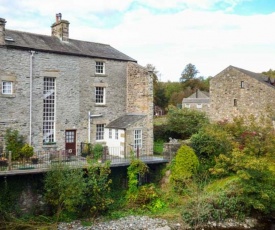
left=153, top=116, right=167, bottom=126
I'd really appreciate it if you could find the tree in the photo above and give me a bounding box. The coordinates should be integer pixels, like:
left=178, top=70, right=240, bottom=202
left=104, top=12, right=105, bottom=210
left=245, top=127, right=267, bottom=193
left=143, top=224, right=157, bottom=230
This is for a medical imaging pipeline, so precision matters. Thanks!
left=166, top=106, right=209, bottom=139
left=262, top=69, right=275, bottom=79
left=146, top=64, right=169, bottom=109
left=180, top=63, right=199, bottom=82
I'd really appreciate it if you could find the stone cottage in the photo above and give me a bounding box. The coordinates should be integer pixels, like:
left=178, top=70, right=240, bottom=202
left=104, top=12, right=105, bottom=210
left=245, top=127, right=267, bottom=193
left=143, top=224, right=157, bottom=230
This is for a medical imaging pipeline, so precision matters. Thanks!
left=209, top=65, right=275, bottom=122
left=182, top=89, right=210, bottom=113
left=0, top=14, right=153, bottom=156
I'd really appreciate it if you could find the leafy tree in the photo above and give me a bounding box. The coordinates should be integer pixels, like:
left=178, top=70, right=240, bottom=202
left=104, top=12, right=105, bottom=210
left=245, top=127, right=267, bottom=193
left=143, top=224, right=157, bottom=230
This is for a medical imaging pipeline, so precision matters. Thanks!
left=180, top=63, right=199, bottom=82
left=146, top=64, right=169, bottom=110
left=262, top=69, right=275, bottom=79
left=166, top=106, right=209, bottom=139
left=154, top=82, right=169, bottom=109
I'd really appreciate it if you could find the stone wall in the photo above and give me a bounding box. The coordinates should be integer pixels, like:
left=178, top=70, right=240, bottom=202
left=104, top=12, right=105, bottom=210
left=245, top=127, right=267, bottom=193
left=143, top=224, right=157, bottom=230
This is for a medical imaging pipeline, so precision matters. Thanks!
left=0, top=47, right=129, bottom=151
left=209, top=66, right=275, bottom=122
left=126, top=62, right=154, bottom=155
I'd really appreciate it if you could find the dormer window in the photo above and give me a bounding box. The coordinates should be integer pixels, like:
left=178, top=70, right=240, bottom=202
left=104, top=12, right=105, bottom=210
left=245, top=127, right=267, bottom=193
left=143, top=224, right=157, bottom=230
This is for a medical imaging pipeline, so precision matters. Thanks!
left=96, top=61, right=105, bottom=74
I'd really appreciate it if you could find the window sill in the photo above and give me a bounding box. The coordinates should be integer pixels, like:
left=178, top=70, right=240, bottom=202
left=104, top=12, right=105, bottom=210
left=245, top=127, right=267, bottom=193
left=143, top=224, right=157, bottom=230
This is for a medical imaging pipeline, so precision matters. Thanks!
left=95, top=74, right=107, bottom=77
left=1, top=94, right=15, bottom=98
left=43, top=142, right=57, bottom=147
left=95, top=104, right=107, bottom=107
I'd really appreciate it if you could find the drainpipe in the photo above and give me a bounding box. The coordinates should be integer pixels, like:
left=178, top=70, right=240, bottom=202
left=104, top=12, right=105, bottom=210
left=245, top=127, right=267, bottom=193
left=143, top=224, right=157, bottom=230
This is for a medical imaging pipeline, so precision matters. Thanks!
left=29, top=50, right=35, bottom=146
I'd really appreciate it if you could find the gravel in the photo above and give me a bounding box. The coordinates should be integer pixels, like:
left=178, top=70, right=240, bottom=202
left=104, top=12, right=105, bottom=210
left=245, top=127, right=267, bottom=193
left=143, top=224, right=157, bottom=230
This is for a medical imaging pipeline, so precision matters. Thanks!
left=58, top=215, right=173, bottom=230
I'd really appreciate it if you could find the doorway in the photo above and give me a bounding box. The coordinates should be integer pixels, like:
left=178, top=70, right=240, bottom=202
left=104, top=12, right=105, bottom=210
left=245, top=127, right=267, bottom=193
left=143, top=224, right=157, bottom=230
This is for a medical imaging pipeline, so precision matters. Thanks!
left=65, top=130, right=76, bottom=155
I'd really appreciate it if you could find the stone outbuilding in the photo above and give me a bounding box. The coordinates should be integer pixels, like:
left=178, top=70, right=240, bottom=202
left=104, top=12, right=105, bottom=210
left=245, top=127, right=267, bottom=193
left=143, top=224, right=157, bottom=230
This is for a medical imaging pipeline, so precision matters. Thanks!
left=0, top=14, right=153, bottom=156
left=182, top=89, right=210, bottom=113
left=209, top=65, right=275, bottom=122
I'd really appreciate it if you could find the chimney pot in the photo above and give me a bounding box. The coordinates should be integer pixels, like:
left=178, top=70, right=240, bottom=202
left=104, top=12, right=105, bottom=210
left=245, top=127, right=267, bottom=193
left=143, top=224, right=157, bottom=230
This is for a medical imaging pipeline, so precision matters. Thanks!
left=56, top=13, right=62, bottom=22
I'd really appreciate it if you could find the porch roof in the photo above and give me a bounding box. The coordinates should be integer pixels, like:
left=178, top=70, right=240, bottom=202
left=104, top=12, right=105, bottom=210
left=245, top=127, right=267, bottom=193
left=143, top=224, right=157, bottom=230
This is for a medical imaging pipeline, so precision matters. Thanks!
left=106, top=114, right=146, bottom=129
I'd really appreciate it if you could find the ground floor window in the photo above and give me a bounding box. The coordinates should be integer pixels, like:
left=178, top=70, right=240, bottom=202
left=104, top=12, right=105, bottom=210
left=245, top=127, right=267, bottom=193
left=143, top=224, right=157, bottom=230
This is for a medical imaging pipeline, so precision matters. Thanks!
left=134, top=129, right=142, bottom=149
left=43, top=77, right=55, bottom=143
left=2, top=81, right=13, bottom=94
left=96, top=124, right=105, bottom=140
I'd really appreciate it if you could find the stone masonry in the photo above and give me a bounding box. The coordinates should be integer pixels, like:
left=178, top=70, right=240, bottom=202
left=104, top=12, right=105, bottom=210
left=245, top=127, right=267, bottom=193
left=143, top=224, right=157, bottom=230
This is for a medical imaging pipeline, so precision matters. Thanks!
left=209, top=66, right=275, bottom=122
left=0, top=15, right=153, bottom=154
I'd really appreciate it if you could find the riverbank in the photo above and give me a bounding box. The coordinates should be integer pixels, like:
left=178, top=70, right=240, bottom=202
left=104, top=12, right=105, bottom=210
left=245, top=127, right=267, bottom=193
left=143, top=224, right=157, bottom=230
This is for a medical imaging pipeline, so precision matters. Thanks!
left=57, top=215, right=272, bottom=230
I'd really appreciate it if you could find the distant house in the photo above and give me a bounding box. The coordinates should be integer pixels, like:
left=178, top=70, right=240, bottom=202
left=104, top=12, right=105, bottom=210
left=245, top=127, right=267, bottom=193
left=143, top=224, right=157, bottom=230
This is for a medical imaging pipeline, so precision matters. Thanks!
left=209, top=65, right=275, bottom=121
left=0, top=14, right=153, bottom=156
left=182, top=89, right=210, bottom=112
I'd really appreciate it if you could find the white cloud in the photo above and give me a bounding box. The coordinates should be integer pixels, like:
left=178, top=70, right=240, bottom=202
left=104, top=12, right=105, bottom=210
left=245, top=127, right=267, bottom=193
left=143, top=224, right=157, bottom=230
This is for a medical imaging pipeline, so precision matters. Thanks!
left=1, top=0, right=275, bottom=81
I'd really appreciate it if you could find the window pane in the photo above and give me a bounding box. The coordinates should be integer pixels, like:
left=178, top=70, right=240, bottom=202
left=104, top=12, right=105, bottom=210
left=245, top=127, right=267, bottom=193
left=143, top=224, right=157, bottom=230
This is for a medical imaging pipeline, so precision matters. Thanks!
left=95, top=87, right=105, bottom=104
left=43, top=77, right=55, bottom=143
left=96, top=124, right=105, bottom=140
left=96, top=61, right=105, bottom=74
left=115, top=129, right=118, bottom=140
left=2, top=81, right=12, bottom=94
left=134, top=129, right=142, bottom=148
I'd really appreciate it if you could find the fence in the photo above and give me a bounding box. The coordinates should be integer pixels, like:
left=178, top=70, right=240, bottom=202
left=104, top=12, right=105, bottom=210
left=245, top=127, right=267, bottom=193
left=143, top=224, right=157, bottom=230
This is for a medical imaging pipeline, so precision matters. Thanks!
left=0, top=144, right=170, bottom=174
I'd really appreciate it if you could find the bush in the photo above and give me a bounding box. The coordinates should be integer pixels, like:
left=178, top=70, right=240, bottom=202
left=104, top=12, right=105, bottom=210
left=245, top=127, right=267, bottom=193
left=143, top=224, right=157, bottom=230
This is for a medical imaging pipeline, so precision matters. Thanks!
left=83, top=162, right=113, bottom=217
left=166, top=106, right=209, bottom=139
left=44, top=164, right=86, bottom=221
left=181, top=175, right=245, bottom=228
left=20, top=143, right=34, bottom=160
left=93, top=143, right=104, bottom=160
left=190, top=124, right=232, bottom=171
left=170, top=145, right=199, bottom=192
left=4, top=129, right=25, bottom=160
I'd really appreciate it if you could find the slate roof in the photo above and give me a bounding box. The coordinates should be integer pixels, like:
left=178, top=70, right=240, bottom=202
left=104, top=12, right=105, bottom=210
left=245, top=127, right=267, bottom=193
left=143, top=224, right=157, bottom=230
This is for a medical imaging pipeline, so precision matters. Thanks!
left=232, top=66, right=268, bottom=81
left=182, top=89, right=210, bottom=103
left=105, top=114, right=146, bottom=129
left=4, top=29, right=136, bottom=62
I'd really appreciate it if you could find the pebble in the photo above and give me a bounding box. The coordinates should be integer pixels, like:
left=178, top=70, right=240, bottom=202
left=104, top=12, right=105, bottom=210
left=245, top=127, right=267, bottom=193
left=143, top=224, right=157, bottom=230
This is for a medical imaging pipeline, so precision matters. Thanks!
left=58, top=215, right=171, bottom=230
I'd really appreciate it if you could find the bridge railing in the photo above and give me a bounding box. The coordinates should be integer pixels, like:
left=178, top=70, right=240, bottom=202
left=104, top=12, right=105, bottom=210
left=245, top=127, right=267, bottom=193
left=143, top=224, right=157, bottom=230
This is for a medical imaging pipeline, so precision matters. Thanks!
left=0, top=144, right=169, bottom=174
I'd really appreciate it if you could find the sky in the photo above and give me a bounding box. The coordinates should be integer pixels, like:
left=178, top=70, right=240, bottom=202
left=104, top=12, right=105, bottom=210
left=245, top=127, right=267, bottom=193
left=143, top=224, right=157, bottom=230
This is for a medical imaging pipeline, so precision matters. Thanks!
left=1, top=0, right=275, bottom=82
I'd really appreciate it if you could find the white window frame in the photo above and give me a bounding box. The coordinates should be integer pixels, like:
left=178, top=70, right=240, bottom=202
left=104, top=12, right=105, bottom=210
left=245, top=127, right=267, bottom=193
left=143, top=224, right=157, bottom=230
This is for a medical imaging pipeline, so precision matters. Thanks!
left=134, top=129, right=142, bottom=149
left=115, top=129, right=119, bottom=140
left=95, top=61, right=105, bottom=74
left=96, top=124, right=105, bottom=141
left=109, top=129, right=112, bottom=139
left=2, top=81, right=13, bottom=94
left=196, top=104, right=202, bottom=109
left=185, top=104, right=190, bottom=108
left=43, top=77, right=56, bottom=143
left=95, top=87, right=106, bottom=104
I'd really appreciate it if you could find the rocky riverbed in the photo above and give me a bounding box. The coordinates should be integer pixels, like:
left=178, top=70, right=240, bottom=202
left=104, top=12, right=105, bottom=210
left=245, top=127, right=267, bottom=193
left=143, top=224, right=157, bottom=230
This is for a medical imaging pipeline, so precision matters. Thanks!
left=57, top=215, right=268, bottom=230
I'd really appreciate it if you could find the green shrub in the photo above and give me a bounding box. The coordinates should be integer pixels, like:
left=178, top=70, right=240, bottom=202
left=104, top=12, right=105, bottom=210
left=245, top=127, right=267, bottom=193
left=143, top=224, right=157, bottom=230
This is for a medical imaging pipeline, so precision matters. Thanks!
left=170, top=145, right=199, bottom=192
left=190, top=124, right=232, bottom=171
left=83, top=161, right=113, bottom=217
left=20, top=143, right=34, bottom=160
left=44, top=163, right=86, bottom=221
left=166, top=106, right=209, bottom=139
left=126, top=159, right=149, bottom=201
left=93, top=143, right=104, bottom=160
left=4, top=129, right=25, bottom=160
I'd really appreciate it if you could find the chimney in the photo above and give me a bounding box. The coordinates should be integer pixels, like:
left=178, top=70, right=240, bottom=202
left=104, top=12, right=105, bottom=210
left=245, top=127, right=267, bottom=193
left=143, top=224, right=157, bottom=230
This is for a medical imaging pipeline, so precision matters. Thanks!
left=0, top=18, right=6, bottom=46
left=51, top=13, right=70, bottom=41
